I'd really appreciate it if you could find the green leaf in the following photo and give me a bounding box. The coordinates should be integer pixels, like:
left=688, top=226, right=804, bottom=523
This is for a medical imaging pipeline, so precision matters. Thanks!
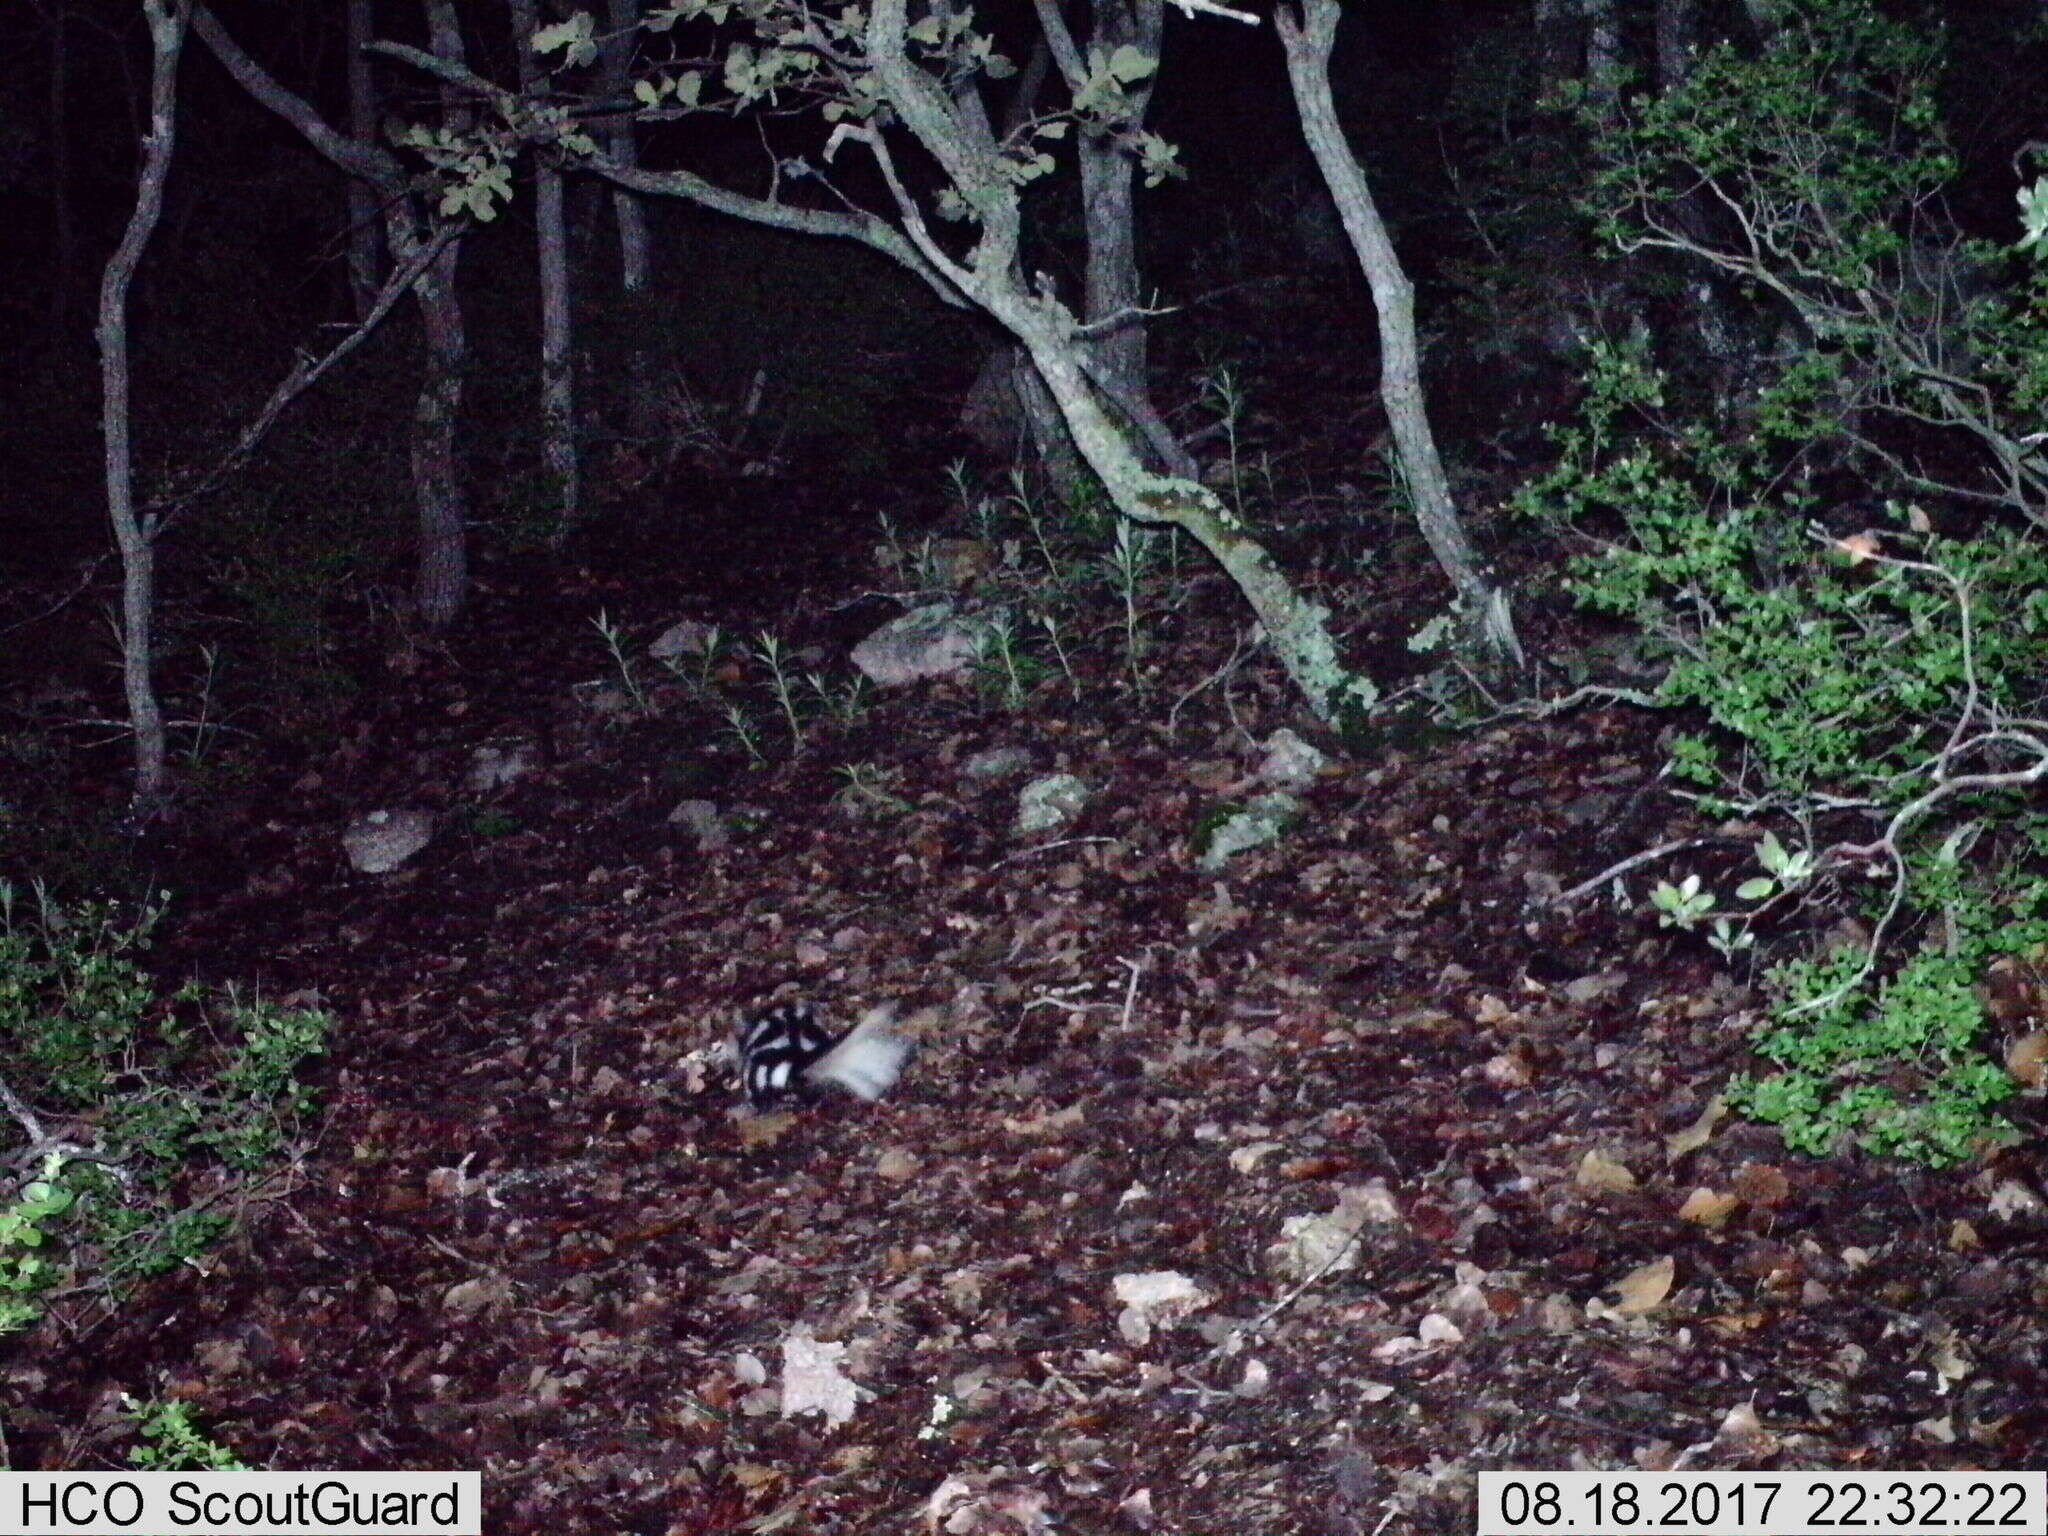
left=531, top=14, right=598, bottom=68
left=1105, top=43, right=1157, bottom=82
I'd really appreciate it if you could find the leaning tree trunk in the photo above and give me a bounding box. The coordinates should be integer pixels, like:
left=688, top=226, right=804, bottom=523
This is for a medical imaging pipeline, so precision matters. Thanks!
left=996, top=286, right=1375, bottom=724
left=98, top=0, right=187, bottom=817
left=959, top=27, right=1092, bottom=501
left=511, top=0, right=581, bottom=537
left=1277, top=0, right=1522, bottom=668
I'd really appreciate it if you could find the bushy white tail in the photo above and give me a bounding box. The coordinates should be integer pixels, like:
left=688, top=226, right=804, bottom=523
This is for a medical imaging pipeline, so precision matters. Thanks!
left=805, top=1005, right=913, bottom=1101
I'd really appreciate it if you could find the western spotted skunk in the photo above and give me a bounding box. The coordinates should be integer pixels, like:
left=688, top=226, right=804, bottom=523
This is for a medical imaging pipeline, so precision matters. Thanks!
left=737, top=1000, right=913, bottom=1108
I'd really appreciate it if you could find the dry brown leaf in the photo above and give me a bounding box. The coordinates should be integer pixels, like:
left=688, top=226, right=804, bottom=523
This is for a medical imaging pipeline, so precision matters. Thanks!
left=729, top=1462, right=783, bottom=1494
left=1701, top=1310, right=1768, bottom=1336
left=1664, top=1097, right=1726, bottom=1159
left=1473, top=993, right=1514, bottom=1026
left=1281, top=1155, right=1350, bottom=1180
left=1678, top=1187, right=1742, bottom=1228
left=1715, top=1400, right=1777, bottom=1453
left=1575, top=1150, right=1638, bottom=1195
left=738, top=1111, right=799, bottom=1149
left=441, top=1276, right=505, bottom=1317
left=1482, top=1053, right=1533, bottom=1088
left=1949, top=1219, right=1981, bottom=1252
left=876, top=1146, right=922, bottom=1180
left=2006, top=1030, right=2048, bottom=1088
left=1610, top=1255, right=1675, bottom=1315
left=1730, top=1162, right=1791, bottom=1208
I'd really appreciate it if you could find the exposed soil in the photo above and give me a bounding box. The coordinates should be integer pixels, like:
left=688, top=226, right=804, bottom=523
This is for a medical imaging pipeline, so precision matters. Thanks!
left=6, top=409, right=2048, bottom=1534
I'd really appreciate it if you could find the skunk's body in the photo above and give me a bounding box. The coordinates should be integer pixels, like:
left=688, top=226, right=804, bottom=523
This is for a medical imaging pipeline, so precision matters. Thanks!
left=738, top=1001, right=912, bottom=1108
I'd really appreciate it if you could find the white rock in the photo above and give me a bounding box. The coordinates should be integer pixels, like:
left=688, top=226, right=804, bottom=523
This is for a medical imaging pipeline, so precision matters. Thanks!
left=467, top=741, right=536, bottom=793
left=1015, top=773, right=1091, bottom=836
left=343, top=808, right=433, bottom=874
left=648, top=618, right=718, bottom=660
left=1257, top=728, right=1327, bottom=792
left=668, top=799, right=730, bottom=851
left=851, top=603, right=987, bottom=686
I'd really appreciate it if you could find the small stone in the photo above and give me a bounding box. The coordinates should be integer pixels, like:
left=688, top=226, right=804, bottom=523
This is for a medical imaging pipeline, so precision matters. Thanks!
left=648, top=618, right=718, bottom=660
left=1015, top=773, right=1091, bottom=836
left=668, top=799, right=730, bottom=851
left=342, top=808, right=433, bottom=874
left=963, top=746, right=1033, bottom=781
left=1257, top=728, right=1326, bottom=792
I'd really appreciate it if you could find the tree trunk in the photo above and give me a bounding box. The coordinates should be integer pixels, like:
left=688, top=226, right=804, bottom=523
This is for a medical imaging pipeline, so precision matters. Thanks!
left=1581, top=0, right=1623, bottom=114
left=98, top=0, right=187, bottom=818
left=1531, top=0, right=1576, bottom=95
left=1654, top=0, right=1696, bottom=92
left=192, top=2, right=475, bottom=631
left=406, top=0, right=473, bottom=630
left=1076, top=0, right=1156, bottom=405
left=407, top=233, right=469, bottom=630
left=997, top=288, right=1375, bottom=724
left=1277, top=0, right=1521, bottom=667
left=344, top=0, right=383, bottom=320
left=1015, top=0, right=1195, bottom=485
left=511, top=0, right=581, bottom=537
left=602, top=0, right=659, bottom=444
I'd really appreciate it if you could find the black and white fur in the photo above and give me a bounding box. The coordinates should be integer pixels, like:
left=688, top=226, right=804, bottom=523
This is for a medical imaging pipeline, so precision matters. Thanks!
left=737, top=1001, right=912, bottom=1108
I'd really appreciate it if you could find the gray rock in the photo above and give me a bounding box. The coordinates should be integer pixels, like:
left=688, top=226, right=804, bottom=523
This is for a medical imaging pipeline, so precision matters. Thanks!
left=467, top=741, right=537, bottom=793
left=668, top=799, right=730, bottom=851
left=1257, top=728, right=1326, bottom=793
left=648, top=618, right=719, bottom=661
left=343, top=807, right=434, bottom=874
left=963, top=746, right=1033, bottom=781
left=851, top=603, right=986, bottom=687
left=1196, top=793, right=1302, bottom=872
left=1015, top=773, right=1091, bottom=836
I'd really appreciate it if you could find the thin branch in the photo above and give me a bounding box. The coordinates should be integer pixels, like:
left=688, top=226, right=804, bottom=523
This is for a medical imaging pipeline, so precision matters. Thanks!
left=1547, top=838, right=1719, bottom=908
left=149, top=224, right=458, bottom=536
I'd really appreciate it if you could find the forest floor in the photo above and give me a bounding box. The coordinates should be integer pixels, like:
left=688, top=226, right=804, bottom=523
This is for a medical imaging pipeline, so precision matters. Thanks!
left=7, top=351, right=2048, bottom=1533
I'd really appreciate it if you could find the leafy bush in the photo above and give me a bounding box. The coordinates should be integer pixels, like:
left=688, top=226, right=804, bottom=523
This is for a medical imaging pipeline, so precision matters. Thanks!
left=0, top=1156, right=75, bottom=1334
left=1518, top=1, right=2048, bottom=1164
left=1521, top=334, right=2048, bottom=1165
left=125, top=1395, right=250, bottom=1470
left=0, top=882, right=329, bottom=1306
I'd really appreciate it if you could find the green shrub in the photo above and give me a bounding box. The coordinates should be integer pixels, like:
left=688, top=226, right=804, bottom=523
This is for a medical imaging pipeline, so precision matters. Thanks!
left=0, top=1156, right=75, bottom=1334
left=0, top=882, right=329, bottom=1300
left=1520, top=326, right=2048, bottom=1164
left=125, top=1395, right=250, bottom=1470
left=1514, top=0, right=2048, bottom=1166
